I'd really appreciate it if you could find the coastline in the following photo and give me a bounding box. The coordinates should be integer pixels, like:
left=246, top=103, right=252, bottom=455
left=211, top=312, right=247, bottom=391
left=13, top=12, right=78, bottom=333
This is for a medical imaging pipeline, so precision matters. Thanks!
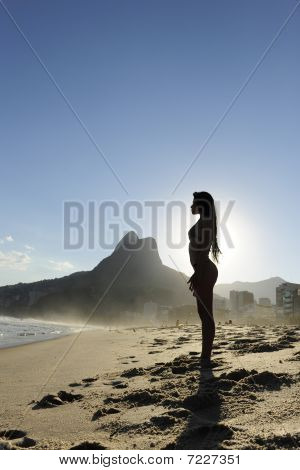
left=0, top=328, right=77, bottom=351
left=0, top=316, right=100, bottom=350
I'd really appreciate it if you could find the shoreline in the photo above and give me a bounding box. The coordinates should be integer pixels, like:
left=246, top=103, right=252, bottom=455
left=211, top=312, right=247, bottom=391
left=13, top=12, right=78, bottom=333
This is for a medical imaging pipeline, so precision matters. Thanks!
left=0, top=329, right=78, bottom=351
left=0, top=315, right=107, bottom=351
left=0, top=321, right=195, bottom=351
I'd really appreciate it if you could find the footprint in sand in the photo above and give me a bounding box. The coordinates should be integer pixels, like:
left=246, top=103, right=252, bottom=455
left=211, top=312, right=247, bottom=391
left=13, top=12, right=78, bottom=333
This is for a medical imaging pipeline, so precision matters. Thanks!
left=217, top=369, right=294, bottom=393
left=119, top=355, right=139, bottom=364
left=149, top=415, right=176, bottom=430
left=121, top=367, right=145, bottom=378
left=16, top=437, right=37, bottom=448
left=70, top=441, right=107, bottom=450
left=103, top=377, right=128, bottom=387
left=0, top=429, right=26, bottom=439
left=82, top=376, right=99, bottom=383
left=162, top=423, right=234, bottom=450
left=113, top=383, right=128, bottom=389
left=287, top=351, right=300, bottom=362
left=92, top=407, right=121, bottom=421
left=32, top=390, right=83, bottom=409
left=0, top=430, right=36, bottom=449
left=81, top=376, right=99, bottom=387
left=69, top=375, right=99, bottom=388
left=153, top=338, right=168, bottom=345
left=104, top=389, right=163, bottom=407
left=254, top=432, right=300, bottom=450
left=176, top=336, right=192, bottom=344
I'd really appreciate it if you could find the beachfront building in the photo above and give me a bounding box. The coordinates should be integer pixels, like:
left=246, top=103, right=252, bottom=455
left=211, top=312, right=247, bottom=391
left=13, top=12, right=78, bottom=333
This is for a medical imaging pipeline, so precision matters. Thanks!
left=213, top=296, right=227, bottom=310
left=258, top=297, right=272, bottom=307
left=213, top=296, right=230, bottom=322
left=230, top=290, right=255, bottom=314
left=276, top=282, right=300, bottom=319
left=167, top=304, right=198, bottom=325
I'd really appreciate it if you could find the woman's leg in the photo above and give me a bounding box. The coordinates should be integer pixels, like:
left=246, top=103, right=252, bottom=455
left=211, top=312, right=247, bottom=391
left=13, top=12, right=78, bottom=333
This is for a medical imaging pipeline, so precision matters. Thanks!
left=193, top=262, right=218, bottom=361
left=196, top=287, right=215, bottom=359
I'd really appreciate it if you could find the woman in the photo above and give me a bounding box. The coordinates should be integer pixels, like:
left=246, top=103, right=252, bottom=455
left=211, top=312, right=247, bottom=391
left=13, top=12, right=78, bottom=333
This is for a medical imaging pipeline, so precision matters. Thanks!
left=187, top=191, right=221, bottom=368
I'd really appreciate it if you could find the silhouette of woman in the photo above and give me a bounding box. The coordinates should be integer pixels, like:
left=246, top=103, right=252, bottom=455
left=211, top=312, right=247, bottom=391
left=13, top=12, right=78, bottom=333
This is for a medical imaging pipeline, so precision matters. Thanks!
left=187, top=192, right=221, bottom=368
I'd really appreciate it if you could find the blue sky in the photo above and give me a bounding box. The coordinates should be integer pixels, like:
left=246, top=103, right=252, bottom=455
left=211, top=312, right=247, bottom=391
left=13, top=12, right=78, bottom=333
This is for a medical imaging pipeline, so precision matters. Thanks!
left=0, top=0, right=299, bottom=286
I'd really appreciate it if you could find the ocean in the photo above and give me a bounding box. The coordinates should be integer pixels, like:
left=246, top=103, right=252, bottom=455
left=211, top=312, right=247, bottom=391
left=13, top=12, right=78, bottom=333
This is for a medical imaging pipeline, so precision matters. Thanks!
left=0, top=316, right=80, bottom=349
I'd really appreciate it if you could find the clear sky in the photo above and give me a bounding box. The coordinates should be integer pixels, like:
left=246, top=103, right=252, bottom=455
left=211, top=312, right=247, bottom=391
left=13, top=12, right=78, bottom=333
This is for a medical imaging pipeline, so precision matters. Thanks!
left=0, top=0, right=299, bottom=286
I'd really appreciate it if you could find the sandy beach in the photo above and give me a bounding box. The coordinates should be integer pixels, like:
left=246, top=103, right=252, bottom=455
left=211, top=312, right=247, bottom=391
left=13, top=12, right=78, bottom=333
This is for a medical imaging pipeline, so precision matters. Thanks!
left=0, top=323, right=300, bottom=450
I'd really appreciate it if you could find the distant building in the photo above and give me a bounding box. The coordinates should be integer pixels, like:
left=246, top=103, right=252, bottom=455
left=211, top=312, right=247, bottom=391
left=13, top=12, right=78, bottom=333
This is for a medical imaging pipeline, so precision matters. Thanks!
left=167, top=304, right=198, bottom=324
left=213, top=296, right=230, bottom=321
left=230, top=290, right=255, bottom=313
left=258, top=297, right=272, bottom=307
left=276, top=282, right=300, bottom=317
left=157, top=305, right=170, bottom=323
left=229, top=291, right=239, bottom=312
left=213, top=296, right=227, bottom=310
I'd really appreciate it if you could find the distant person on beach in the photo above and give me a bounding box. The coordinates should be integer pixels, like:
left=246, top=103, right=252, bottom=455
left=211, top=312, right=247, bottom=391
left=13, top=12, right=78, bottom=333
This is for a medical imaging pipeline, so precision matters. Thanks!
left=187, top=192, right=221, bottom=368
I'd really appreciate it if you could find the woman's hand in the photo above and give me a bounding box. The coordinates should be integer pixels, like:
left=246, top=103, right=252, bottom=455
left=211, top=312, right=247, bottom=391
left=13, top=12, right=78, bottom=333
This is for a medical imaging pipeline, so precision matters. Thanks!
left=187, top=273, right=196, bottom=295
left=187, top=263, right=208, bottom=296
left=187, top=270, right=203, bottom=296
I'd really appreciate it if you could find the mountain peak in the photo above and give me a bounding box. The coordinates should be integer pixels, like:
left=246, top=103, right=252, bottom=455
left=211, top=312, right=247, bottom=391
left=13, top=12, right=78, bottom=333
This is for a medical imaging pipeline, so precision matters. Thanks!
left=113, top=232, right=158, bottom=253
left=92, top=232, right=161, bottom=274
left=114, top=231, right=139, bottom=251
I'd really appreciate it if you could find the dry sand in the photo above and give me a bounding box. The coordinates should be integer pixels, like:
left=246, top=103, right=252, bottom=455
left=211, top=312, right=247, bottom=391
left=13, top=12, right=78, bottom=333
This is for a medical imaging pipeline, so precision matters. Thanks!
left=0, top=323, right=300, bottom=450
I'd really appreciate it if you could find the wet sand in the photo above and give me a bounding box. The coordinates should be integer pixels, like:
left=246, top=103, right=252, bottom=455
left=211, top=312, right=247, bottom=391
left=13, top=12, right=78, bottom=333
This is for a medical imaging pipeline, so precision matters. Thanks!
left=0, top=323, right=299, bottom=450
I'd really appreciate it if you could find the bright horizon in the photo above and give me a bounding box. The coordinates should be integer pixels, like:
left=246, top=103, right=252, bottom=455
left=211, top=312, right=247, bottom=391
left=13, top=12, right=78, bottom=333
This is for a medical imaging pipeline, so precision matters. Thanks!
left=0, top=0, right=299, bottom=286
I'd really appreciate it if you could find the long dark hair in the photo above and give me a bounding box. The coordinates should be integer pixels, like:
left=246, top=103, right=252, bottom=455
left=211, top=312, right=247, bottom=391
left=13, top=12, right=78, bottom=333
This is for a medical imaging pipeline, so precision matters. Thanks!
left=193, top=191, right=221, bottom=263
